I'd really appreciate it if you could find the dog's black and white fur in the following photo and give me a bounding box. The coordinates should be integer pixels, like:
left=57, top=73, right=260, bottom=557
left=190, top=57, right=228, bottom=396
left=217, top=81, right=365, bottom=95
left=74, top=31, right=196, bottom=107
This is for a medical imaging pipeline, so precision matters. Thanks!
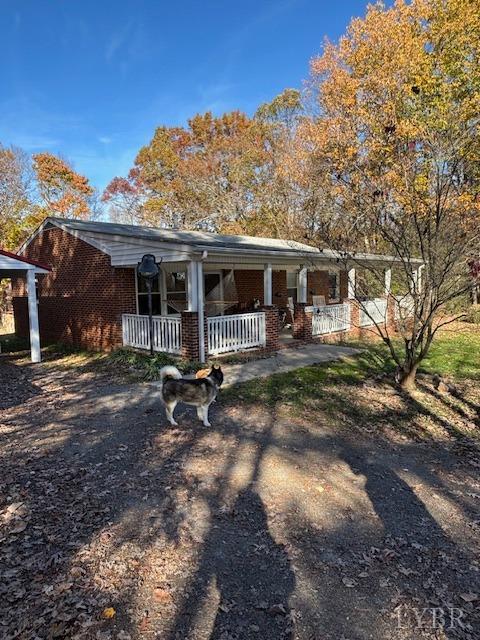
left=159, top=365, right=224, bottom=427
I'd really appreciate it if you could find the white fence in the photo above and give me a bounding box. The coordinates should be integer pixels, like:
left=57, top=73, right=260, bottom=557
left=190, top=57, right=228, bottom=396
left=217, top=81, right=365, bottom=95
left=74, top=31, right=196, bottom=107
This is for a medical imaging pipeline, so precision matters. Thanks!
left=208, top=312, right=266, bottom=355
left=122, top=314, right=182, bottom=354
left=359, top=299, right=388, bottom=327
left=310, top=303, right=351, bottom=336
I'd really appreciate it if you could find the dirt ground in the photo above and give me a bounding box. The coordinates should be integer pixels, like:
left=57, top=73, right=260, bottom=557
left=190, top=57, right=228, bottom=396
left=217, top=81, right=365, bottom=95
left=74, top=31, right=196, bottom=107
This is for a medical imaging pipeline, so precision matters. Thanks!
left=1, top=353, right=479, bottom=640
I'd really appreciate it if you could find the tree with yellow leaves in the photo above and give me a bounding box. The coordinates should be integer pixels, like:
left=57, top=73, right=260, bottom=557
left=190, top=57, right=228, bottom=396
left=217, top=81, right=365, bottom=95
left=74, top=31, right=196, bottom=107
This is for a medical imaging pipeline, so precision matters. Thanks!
left=0, top=145, right=34, bottom=251
left=304, top=0, right=480, bottom=387
left=103, top=111, right=269, bottom=232
left=103, top=92, right=309, bottom=239
left=33, top=152, right=94, bottom=220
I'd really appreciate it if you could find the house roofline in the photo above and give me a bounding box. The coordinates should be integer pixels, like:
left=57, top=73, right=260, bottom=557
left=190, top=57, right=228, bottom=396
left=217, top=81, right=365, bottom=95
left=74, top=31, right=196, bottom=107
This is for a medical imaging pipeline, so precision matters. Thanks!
left=0, top=248, right=51, bottom=272
left=18, top=216, right=424, bottom=267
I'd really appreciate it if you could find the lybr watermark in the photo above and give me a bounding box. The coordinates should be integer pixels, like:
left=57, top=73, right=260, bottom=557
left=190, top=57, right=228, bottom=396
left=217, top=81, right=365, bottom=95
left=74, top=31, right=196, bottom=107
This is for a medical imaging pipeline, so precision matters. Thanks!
left=395, top=605, right=466, bottom=630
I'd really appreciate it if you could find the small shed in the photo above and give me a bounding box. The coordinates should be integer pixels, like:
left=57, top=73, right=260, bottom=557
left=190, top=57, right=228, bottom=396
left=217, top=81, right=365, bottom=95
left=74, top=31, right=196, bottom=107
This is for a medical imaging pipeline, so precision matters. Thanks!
left=0, top=249, right=50, bottom=362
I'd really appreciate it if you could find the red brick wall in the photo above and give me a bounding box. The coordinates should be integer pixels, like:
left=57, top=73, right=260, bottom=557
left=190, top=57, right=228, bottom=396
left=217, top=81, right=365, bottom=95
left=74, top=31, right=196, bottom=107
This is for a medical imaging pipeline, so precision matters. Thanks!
left=234, top=270, right=263, bottom=305
left=232, top=269, right=287, bottom=307
left=233, top=268, right=348, bottom=307
left=293, top=303, right=313, bottom=341
left=180, top=311, right=209, bottom=362
left=272, top=270, right=288, bottom=307
left=307, top=269, right=349, bottom=303
left=12, top=227, right=136, bottom=351
left=261, top=306, right=281, bottom=351
left=307, top=270, right=329, bottom=303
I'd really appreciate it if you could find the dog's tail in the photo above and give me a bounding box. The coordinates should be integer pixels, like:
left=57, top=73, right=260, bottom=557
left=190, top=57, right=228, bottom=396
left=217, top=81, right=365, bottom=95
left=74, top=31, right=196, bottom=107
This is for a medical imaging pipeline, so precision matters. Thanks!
left=159, top=365, right=182, bottom=382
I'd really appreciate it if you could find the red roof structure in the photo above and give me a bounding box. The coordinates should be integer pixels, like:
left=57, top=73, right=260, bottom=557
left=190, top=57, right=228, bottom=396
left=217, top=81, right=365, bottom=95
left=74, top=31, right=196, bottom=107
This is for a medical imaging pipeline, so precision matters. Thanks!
left=0, top=248, right=50, bottom=271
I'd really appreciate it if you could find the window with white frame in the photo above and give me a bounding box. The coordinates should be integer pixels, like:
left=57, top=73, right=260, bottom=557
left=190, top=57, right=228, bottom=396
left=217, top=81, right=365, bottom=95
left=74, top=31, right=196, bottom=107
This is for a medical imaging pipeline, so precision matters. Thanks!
left=286, top=271, right=298, bottom=302
left=137, top=270, right=187, bottom=315
left=137, top=272, right=161, bottom=315
left=328, top=271, right=340, bottom=301
left=164, top=271, right=187, bottom=314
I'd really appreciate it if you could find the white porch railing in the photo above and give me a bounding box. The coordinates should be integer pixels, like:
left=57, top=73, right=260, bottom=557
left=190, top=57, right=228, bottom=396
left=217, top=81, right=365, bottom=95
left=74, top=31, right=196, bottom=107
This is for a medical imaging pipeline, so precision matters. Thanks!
left=310, top=303, right=351, bottom=336
left=122, top=314, right=182, bottom=354
left=208, top=312, right=266, bottom=355
left=359, top=299, right=387, bottom=327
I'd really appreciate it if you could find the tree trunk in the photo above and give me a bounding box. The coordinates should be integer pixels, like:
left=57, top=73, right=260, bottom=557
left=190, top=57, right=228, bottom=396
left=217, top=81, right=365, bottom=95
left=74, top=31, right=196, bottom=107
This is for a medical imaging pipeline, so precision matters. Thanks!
left=397, top=362, right=419, bottom=390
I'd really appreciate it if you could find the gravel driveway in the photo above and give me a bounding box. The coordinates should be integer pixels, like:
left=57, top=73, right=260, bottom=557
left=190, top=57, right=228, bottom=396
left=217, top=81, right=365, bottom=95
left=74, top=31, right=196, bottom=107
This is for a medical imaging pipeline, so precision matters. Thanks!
left=1, top=355, right=479, bottom=640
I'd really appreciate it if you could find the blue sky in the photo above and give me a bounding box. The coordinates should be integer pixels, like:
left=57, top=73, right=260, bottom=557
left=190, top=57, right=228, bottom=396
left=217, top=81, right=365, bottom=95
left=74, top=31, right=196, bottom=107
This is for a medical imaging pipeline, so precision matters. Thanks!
left=1, top=0, right=368, bottom=192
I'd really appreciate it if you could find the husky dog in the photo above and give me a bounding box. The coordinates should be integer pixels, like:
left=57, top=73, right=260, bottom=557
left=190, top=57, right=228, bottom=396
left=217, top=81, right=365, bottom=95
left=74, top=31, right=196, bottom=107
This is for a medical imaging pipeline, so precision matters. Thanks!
left=159, top=365, right=224, bottom=427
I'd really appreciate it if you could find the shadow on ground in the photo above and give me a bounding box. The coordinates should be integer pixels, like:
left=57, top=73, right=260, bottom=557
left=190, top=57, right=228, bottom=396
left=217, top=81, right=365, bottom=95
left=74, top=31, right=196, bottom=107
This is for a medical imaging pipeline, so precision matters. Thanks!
left=0, top=354, right=479, bottom=639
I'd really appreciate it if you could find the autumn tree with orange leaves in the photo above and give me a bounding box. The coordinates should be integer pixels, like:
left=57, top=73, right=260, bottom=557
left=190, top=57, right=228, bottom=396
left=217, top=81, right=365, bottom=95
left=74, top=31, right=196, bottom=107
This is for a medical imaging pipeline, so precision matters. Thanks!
left=33, top=153, right=94, bottom=221
left=0, top=150, right=95, bottom=252
left=302, top=0, right=480, bottom=388
left=103, top=111, right=266, bottom=231
left=103, top=91, right=307, bottom=238
left=0, top=149, right=96, bottom=316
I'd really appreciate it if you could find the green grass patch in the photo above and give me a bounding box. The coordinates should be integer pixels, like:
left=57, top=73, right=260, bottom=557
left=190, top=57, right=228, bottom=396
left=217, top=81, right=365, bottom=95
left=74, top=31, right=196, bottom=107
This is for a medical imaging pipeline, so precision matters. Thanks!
left=221, top=326, right=480, bottom=408
left=419, top=328, right=480, bottom=380
left=346, top=327, right=480, bottom=382
left=39, top=346, right=203, bottom=382
left=222, top=346, right=395, bottom=408
left=106, top=348, right=204, bottom=381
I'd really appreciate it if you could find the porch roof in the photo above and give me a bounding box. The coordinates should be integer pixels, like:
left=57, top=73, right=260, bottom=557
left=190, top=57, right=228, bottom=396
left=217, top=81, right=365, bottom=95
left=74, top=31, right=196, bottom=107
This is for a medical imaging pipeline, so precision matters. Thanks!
left=0, top=249, right=50, bottom=364
left=0, top=248, right=50, bottom=278
left=20, top=217, right=423, bottom=268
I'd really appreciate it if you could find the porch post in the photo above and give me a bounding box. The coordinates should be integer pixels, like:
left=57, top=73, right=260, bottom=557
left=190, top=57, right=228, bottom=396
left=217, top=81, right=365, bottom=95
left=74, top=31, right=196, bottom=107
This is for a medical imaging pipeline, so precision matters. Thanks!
left=412, top=267, right=419, bottom=294
left=196, top=260, right=205, bottom=362
left=298, top=266, right=308, bottom=303
left=348, top=267, right=356, bottom=299
left=26, top=269, right=41, bottom=363
left=187, top=260, right=198, bottom=311
left=160, top=269, right=168, bottom=316
left=263, top=263, right=272, bottom=306
left=384, top=267, right=392, bottom=297
left=417, top=264, right=424, bottom=293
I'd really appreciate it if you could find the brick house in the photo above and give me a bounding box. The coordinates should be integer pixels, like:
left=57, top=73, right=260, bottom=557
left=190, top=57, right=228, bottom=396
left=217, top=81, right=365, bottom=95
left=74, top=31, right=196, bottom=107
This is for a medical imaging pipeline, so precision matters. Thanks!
left=12, top=217, right=420, bottom=361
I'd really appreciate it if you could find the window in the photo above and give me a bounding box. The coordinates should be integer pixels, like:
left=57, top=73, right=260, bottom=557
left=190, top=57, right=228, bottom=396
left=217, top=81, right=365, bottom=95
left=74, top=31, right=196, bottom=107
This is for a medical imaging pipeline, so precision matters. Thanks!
left=328, top=271, right=340, bottom=301
left=286, top=271, right=298, bottom=302
left=165, top=271, right=186, bottom=314
left=137, top=272, right=161, bottom=315
left=136, top=270, right=187, bottom=316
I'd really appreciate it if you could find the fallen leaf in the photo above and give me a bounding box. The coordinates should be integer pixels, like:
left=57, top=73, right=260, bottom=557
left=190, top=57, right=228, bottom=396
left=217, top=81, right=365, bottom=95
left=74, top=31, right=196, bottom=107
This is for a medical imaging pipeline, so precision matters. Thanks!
left=102, top=607, right=116, bottom=619
left=10, top=521, right=27, bottom=534
left=342, top=577, right=357, bottom=588
left=5, top=502, right=24, bottom=516
left=153, top=588, right=173, bottom=604
left=460, top=593, right=478, bottom=603
left=269, top=603, right=287, bottom=615
left=138, top=616, right=150, bottom=631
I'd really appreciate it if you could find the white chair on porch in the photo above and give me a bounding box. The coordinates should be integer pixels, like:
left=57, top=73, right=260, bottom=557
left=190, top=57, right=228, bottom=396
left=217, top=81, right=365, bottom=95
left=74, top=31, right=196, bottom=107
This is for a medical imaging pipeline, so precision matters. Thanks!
left=286, top=296, right=295, bottom=325
left=312, top=295, right=325, bottom=307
